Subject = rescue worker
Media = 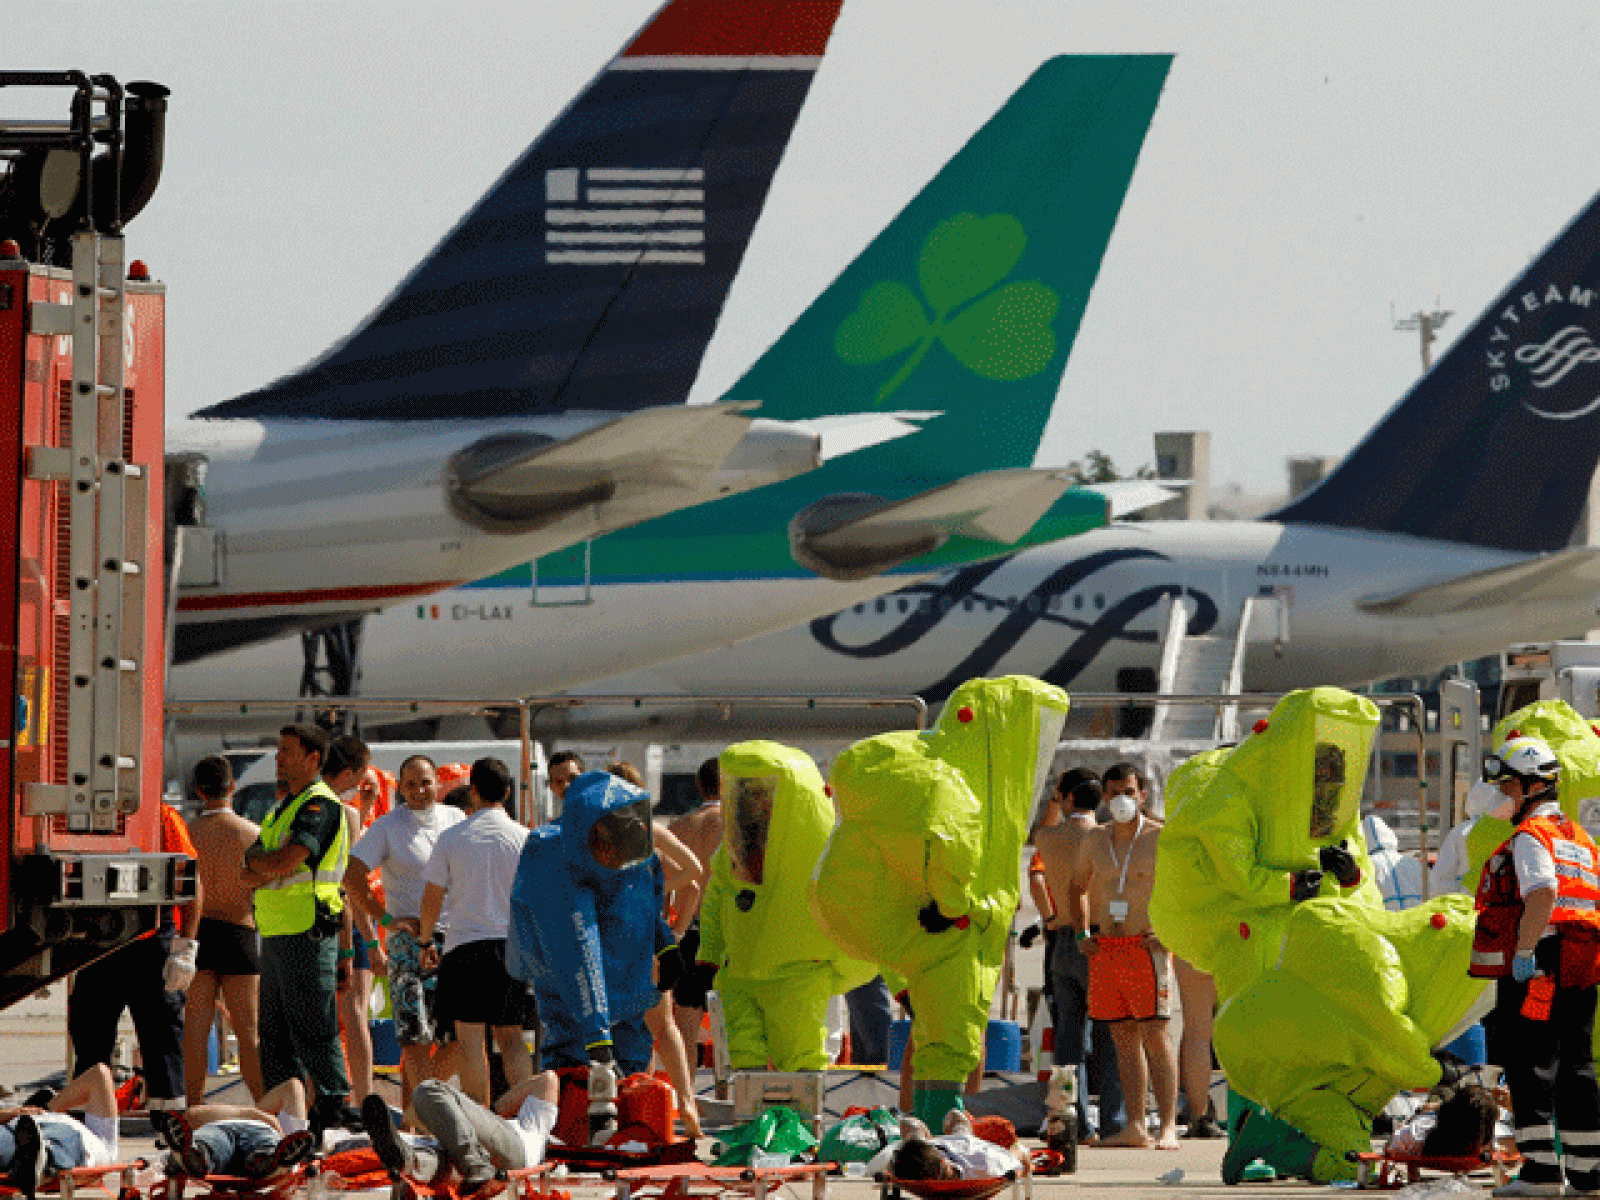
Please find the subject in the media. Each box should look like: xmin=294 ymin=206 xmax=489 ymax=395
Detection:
xmin=1472 ymin=735 xmax=1600 ymax=1198
xmin=506 ymin=770 xmax=674 ymax=1144
xmin=696 ymin=741 xmax=874 ymax=1070
xmin=810 ymin=675 xmax=1071 ymax=1132
xmin=242 ymin=724 xmax=357 ymax=1134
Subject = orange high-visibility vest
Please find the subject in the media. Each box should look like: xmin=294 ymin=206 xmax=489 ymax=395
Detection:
xmin=1472 ymin=809 xmax=1600 ymax=977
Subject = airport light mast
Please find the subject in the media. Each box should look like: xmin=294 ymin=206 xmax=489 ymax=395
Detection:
xmin=1394 ymin=305 xmax=1452 ymax=371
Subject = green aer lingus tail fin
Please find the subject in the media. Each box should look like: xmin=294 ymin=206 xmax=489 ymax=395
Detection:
xmin=727 ymin=53 xmax=1171 ymax=487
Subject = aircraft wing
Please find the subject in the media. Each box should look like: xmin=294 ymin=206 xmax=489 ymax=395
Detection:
xmin=791 ymin=468 xmax=1087 ymax=580
xmin=448 ymin=403 xmax=931 ymax=532
xmin=1086 ymin=479 xmax=1179 ymax=520
xmin=1358 ymin=547 xmax=1600 ymax=617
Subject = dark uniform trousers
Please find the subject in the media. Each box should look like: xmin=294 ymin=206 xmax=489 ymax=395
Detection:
xmin=1496 ymin=974 xmax=1600 ymax=1190
xmin=258 ymin=928 xmax=350 ymax=1103
xmin=68 ymin=929 xmax=185 ymax=1102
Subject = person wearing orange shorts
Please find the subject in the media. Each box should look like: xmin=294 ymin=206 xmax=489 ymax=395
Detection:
xmin=1074 ymin=787 xmax=1179 ymax=1149
xmin=1088 ymin=935 xmax=1172 ymax=1023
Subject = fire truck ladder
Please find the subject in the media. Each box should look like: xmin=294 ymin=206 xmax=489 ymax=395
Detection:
xmin=25 ymin=229 xmax=147 ymax=833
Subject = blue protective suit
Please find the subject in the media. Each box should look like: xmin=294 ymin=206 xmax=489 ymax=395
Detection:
xmin=506 ymin=771 xmax=672 ymax=1075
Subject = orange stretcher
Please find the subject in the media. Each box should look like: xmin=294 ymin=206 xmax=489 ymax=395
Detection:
xmin=1352 ymin=1148 xmax=1517 ymax=1190
xmin=879 ymin=1168 xmax=1030 ymax=1200
xmin=500 ymin=1161 xmax=834 ymax=1200
xmin=150 ymin=1162 xmax=316 ymax=1200
xmin=0 ymin=1161 xmax=147 ymax=1200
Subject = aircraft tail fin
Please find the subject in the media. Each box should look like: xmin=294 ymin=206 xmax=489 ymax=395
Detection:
xmin=196 ymin=0 xmax=844 ymax=421
xmin=1273 ymin=187 xmax=1600 ymax=553
xmin=722 ymin=53 xmax=1171 ymax=486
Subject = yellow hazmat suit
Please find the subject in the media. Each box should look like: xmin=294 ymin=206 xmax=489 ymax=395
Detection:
xmin=1151 ymin=687 xmax=1485 ymax=1182
xmin=810 ymin=675 xmax=1069 ymax=1128
xmin=697 ymin=741 xmax=875 ymax=1070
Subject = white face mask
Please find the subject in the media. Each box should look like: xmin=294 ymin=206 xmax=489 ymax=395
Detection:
xmin=1464 ymin=780 xmax=1500 ymax=820
xmin=1486 ymin=789 xmax=1519 ymax=823
xmin=1109 ymin=794 xmax=1139 ymax=824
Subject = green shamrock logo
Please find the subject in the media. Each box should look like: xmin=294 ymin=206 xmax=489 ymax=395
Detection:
xmin=834 ymin=213 xmax=1060 ymax=405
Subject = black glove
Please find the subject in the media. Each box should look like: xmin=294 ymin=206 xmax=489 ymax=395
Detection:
xmin=918 ymin=900 xmax=958 ymax=933
xmin=1319 ymin=841 xmax=1362 ymax=888
xmin=1432 ymin=1049 xmax=1467 ymax=1089
xmin=1018 ymin=922 xmax=1042 ymax=949
xmin=693 ymin=959 xmax=719 ymax=993
xmin=656 ymin=943 xmax=684 ymax=994
xmin=1290 ymin=869 xmax=1325 ymax=903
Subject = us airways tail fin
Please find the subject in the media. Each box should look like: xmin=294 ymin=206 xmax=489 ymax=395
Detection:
xmin=721 ymin=53 xmax=1171 ymax=487
xmin=1274 ymin=186 xmax=1600 ymax=553
xmin=195 ymin=0 xmax=844 ymax=422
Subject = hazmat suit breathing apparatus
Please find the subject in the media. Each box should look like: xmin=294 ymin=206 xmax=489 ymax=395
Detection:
xmin=810 ymin=675 xmax=1069 ymax=1132
xmin=506 ymin=770 xmax=672 ymax=1144
xmin=696 ymin=741 xmax=875 ymax=1070
xmin=1150 ymin=687 xmax=1486 ymax=1183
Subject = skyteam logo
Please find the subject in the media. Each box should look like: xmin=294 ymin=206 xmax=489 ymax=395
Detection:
xmin=1484 ymin=279 xmax=1600 ymax=420
xmin=544 ymin=167 xmax=705 ymax=266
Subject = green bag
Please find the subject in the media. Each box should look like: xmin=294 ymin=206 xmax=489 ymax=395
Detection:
xmin=816 ymin=1107 xmax=899 ymax=1164
xmin=712 ymin=1106 xmax=819 ymax=1167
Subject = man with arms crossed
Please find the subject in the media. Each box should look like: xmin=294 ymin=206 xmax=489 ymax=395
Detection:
xmin=345 ymin=754 xmax=465 ymax=1109
xmin=1073 ymin=778 xmax=1179 ymax=1149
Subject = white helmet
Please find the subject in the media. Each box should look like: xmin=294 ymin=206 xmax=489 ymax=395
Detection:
xmin=1486 ymin=735 xmax=1561 ymax=783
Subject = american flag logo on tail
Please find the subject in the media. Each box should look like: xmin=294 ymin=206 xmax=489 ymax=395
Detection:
xmin=545 ymin=168 xmax=705 ymax=265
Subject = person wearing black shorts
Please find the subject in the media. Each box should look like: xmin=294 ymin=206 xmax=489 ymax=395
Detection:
xmin=420 ymin=759 xmax=535 ymax=1106
xmin=196 ymin=917 xmax=262 ymax=977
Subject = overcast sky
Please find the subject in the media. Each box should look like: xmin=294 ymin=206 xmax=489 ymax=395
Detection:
xmin=10 ymin=1 xmax=1600 ymax=488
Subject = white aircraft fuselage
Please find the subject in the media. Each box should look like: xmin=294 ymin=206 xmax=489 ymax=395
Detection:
xmin=584 ymin=521 xmax=1595 ymax=701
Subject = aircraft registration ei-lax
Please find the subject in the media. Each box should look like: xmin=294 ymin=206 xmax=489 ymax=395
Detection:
xmin=170 ymin=51 xmax=1175 ymax=704
xmin=168 ymin=0 xmax=927 ymax=667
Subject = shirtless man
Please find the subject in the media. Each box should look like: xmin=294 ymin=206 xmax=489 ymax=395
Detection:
xmin=1072 ymin=776 xmax=1179 ymax=1149
xmin=185 ymin=756 xmax=265 ymax=1103
xmin=666 ymin=756 xmax=723 ymax=1062
xmin=1035 ymin=769 xmax=1123 ymax=1141
xmin=1102 ymin=763 xmax=1220 ymax=1138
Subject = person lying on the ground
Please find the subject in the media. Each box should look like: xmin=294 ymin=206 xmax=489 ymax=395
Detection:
xmin=0 ymin=1064 xmax=121 ymax=1200
xmin=362 ymin=1072 xmax=558 ymax=1196
xmin=881 ymin=1112 xmax=1024 ymax=1181
xmin=153 ymin=1079 xmax=316 ymax=1181
xmin=1384 ymin=1081 xmax=1500 ymax=1160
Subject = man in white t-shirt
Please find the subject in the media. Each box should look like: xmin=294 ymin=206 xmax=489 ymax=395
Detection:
xmin=1 ymin=1065 xmax=121 ymax=1199
xmin=420 ymin=758 xmax=534 ymax=1105
xmin=346 ymin=754 xmax=466 ymax=1107
xmin=878 ymin=1111 xmax=1024 ymax=1181
xmin=362 ymin=1073 xmax=558 ymax=1196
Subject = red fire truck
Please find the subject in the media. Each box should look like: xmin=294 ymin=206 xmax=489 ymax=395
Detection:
xmin=0 ymin=72 xmax=193 ymax=1007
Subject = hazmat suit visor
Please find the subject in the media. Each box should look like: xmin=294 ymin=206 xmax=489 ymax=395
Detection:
xmin=1310 ymin=740 xmax=1352 ymax=838
xmin=724 ymin=775 xmax=778 ymax=884
xmin=588 ymin=798 xmax=654 ymax=871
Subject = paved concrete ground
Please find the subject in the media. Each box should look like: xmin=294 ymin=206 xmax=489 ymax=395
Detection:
xmin=0 ymin=993 xmax=1482 ymax=1198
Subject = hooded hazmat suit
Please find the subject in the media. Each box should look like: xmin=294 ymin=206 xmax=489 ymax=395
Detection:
xmin=698 ymin=741 xmax=875 ymax=1070
xmin=506 ymin=770 xmax=671 ymax=1075
xmin=810 ymin=675 xmax=1069 ymax=1128
xmin=1464 ymin=700 xmax=1600 ymax=893
xmin=1150 ymin=689 xmax=1484 ymax=1182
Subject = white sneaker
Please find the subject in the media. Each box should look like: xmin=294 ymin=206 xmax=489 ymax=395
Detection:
xmin=1490 ymin=1180 xmax=1565 ymax=1197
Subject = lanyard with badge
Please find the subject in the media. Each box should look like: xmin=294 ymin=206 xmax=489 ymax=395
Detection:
xmin=1106 ymin=815 xmax=1144 ymax=924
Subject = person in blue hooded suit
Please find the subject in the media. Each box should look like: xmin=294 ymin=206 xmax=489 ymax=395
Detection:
xmin=507 ymin=771 xmax=674 ymax=1143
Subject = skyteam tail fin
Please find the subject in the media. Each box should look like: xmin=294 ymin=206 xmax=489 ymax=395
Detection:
xmin=722 ymin=54 xmax=1171 ymax=487
xmin=1274 ymin=187 xmax=1600 ymax=553
xmin=196 ymin=0 xmax=844 ymax=422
